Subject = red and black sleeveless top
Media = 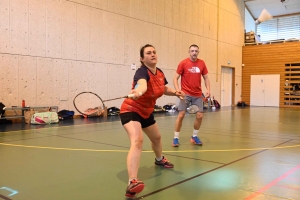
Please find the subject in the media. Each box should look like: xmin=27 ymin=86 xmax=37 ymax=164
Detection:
xmin=120 ymin=66 xmax=168 ymax=119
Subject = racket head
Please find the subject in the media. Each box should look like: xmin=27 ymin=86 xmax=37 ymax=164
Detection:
xmin=73 ymin=92 xmax=105 ymax=117
xmin=187 ymin=104 xmax=199 ymax=114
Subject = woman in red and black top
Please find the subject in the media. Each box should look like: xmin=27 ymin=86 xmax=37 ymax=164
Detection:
xmin=120 ymin=44 xmax=184 ymax=198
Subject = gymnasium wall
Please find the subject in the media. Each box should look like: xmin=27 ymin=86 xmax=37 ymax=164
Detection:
xmin=0 ymin=0 xmax=244 ymax=113
xmin=242 ymin=42 xmax=300 ymax=107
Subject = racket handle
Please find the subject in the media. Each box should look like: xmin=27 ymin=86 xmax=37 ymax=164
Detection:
xmin=127 ymin=92 xmax=143 ymax=98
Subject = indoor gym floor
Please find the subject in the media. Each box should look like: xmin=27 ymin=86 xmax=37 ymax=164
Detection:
xmin=0 ymin=107 xmax=300 ymax=200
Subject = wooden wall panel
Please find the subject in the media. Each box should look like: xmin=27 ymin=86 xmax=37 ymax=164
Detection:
xmin=179 ymin=0 xmax=186 ymax=32
xmin=53 ymin=59 xmax=70 ymax=110
xmin=0 ymin=55 xmax=18 ymax=105
xmin=242 ymin=42 xmax=300 ymax=108
xmin=10 ymin=0 xmax=28 ymax=55
xmin=36 ymin=58 xmax=54 ymax=106
xmin=62 ymin=1 xmax=76 ymax=60
xmin=18 ymin=56 xmax=37 ymax=106
xmin=172 ymin=0 xmax=180 ymax=31
xmin=124 ymin=17 xmax=136 ymax=66
xmin=29 ymin=0 xmax=46 ymax=57
xmin=156 ymin=0 xmax=165 ymax=27
xmin=203 ymin=1 xmax=210 ymax=38
xmin=192 ymin=0 xmax=199 ymax=35
xmin=114 ymin=14 xmax=125 ymax=65
xmin=90 ymin=8 xmax=103 ymax=63
xmin=147 ymin=0 xmax=157 ymax=24
xmin=76 ymin=5 xmax=90 ymax=61
xmin=168 ymin=29 xmax=176 ymax=70
xmin=46 ymin=0 xmax=62 ymax=58
xmin=0 ymin=0 xmax=10 ymax=53
xmin=198 ymin=0 xmax=204 ymax=36
xmin=174 ymin=30 xmax=183 ymax=67
xmin=164 ymin=0 xmax=173 ymax=28
xmin=160 ymin=27 xmax=169 ymax=69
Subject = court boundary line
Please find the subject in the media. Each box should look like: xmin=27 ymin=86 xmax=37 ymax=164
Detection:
xmin=0 ymin=142 xmax=299 ymax=153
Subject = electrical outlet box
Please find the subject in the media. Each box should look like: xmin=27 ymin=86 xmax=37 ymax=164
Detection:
xmin=131 ymin=63 xmax=136 ymax=70
xmin=60 ymin=97 xmax=68 ymax=101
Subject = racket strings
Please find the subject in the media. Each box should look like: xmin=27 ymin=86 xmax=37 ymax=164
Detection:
xmin=73 ymin=92 xmax=105 ymax=117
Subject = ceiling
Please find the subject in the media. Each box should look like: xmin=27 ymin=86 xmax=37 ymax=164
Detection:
xmin=245 ymin=0 xmax=300 ymax=19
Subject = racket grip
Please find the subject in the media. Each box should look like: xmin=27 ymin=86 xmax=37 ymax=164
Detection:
xmin=127 ymin=94 xmax=134 ymax=98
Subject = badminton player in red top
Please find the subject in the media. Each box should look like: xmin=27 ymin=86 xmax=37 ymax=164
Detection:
xmin=120 ymin=44 xmax=184 ymax=198
xmin=172 ymin=44 xmax=211 ymax=147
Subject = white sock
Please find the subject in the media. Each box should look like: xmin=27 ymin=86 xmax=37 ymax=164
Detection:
xmin=156 ymin=156 xmax=163 ymax=161
xmin=192 ymin=129 xmax=199 ymax=137
xmin=174 ymin=132 xmax=180 ymax=138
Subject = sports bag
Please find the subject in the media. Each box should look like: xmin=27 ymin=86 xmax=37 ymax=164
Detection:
xmin=31 ymin=112 xmax=59 ymax=124
xmin=58 ymin=110 xmax=75 ymax=120
xmin=82 ymin=107 xmax=104 ymax=118
xmin=0 ymin=102 xmax=6 ymax=117
xmin=107 ymin=107 xmax=120 ymax=116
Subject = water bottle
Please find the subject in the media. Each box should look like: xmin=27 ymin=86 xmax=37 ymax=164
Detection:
xmin=22 ymin=100 xmax=25 ymax=107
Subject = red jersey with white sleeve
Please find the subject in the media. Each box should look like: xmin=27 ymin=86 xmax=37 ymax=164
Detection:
xmin=120 ymin=66 xmax=168 ymax=119
xmin=176 ymin=58 xmax=208 ymax=97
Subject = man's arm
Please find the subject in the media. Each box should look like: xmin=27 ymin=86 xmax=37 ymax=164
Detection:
xmin=203 ymin=74 xmax=211 ymax=97
xmin=173 ymin=73 xmax=181 ymax=91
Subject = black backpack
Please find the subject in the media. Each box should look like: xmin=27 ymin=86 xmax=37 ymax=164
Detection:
xmin=58 ymin=110 xmax=75 ymax=120
xmin=107 ymin=107 xmax=120 ymax=116
xmin=237 ymin=101 xmax=248 ymax=107
xmin=0 ymin=102 xmax=5 ymax=117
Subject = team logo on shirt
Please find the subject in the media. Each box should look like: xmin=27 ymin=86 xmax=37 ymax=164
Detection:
xmin=188 ymin=67 xmax=200 ymax=73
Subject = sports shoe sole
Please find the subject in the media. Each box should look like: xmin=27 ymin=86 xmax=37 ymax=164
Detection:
xmin=190 ymin=139 xmax=202 ymax=146
xmin=125 ymin=183 xmax=145 ymax=197
xmin=172 ymin=143 xmax=179 ymax=147
xmin=155 ymin=163 xmax=174 ymax=168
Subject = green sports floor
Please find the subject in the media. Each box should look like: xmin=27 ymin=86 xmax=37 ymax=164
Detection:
xmin=0 ymin=107 xmax=300 ymax=200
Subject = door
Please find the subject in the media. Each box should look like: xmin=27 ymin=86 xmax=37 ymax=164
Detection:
xmin=221 ymin=67 xmax=232 ymax=107
xmin=250 ymin=74 xmax=280 ymax=107
xmin=250 ymin=75 xmax=265 ymax=106
xmin=264 ymin=75 xmax=280 ymax=106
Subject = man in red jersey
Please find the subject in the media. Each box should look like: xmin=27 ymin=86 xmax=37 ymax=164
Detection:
xmin=172 ymin=44 xmax=211 ymax=147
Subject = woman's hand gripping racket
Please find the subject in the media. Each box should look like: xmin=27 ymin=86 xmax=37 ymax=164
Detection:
xmin=73 ymin=92 xmax=135 ymax=117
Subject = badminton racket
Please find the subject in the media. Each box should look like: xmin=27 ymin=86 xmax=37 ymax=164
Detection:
xmin=73 ymin=92 xmax=134 ymax=117
xmin=186 ymin=105 xmax=199 ymax=114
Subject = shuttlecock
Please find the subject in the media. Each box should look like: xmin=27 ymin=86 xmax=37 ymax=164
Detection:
xmin=255 ymin=9 xmax=273 ymax=25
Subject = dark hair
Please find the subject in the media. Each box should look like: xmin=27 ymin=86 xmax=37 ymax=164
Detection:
xmin=140 ymin=44 xmax=155 ymax=65
xmin=189 ymin=44 xmax=199 ymax=49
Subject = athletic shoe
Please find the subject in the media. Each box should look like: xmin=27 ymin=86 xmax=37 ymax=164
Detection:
xmin=190 ymin=136 xmax=203 ymax=146
xmin=125 ymin=179 xmax=145 ymax=198
xmin=155 ymin=156 xmax=174 ymax=168
xmin=172 ymin=138 xmax=180 ymax=147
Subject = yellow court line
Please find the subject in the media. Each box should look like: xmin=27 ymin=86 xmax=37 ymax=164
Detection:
xmin=0 ymin=142 xmax=300 ymax=153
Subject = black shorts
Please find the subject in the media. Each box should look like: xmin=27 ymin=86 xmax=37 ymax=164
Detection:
xmin=120 ymin=112 xmax=156 ymax=128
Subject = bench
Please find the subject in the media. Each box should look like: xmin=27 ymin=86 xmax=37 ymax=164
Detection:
xmin=1 ymin=106 xmax=59 ymax=127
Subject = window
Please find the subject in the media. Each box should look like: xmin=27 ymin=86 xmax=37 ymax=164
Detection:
xmin=257 ymin=15 xmax=300 ymax=41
